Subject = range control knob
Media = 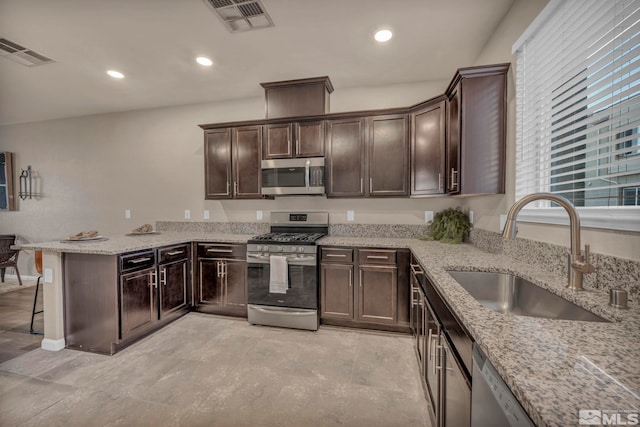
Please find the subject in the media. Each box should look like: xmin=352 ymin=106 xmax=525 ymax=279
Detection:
xmin=255 ymin=245 xmax=262 ymax=251
xmin=277 ymin=246 xmax=283 ymax=252
xmin=291 ymin=247 xmax=298 ymax=253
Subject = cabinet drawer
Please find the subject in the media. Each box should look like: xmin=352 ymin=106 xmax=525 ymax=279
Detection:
xmin=358 ymin=249 xmax=396 ymax=265
xmin=197 ymin=243 xmax=246 ymax=259
xmin=158 ymin=244 xmax=189 ymax=264
xmin=120 ymin=250 xmax=156 ymax=273
xmin=321 ymin=247 xmax=353 ymax=263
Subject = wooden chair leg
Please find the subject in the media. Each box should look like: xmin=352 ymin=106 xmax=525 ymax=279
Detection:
xmin=0 ymin=267 xmax=5 ymax=282
xmin=14 ymin=264 xmax=23 ymax=286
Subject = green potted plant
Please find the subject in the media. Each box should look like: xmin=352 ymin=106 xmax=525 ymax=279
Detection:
xmin=427 ymin=208 xmax=471 ymax=244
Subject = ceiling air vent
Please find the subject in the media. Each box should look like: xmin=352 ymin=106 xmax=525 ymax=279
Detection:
xmin=205 ymin=0 xmax=274 ymax=33
xmin=0 ymin=37 xmax=54 ymax=66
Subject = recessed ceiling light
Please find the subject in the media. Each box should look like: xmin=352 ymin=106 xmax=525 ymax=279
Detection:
xmin=106 ymin=70 xmax=124 ymax=79
xmin=196 ymin=56 xmax=213 ymax=66
xmin=374 ymin=29 xmax=393 ymax=42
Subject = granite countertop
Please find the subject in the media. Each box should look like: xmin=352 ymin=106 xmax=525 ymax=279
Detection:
xmin=17 ymin=233 xmax=640 ymax=426
xmin=322 ymin=236 xmax=640 ymax=427
xmin=15 ymin=231 xmax=253 ymax=255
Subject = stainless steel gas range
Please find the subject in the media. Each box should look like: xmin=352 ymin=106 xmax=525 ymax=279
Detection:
xmin=246 ymin=212 xmax=328 ymax=331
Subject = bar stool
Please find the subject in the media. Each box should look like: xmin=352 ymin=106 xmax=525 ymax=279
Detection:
xmin=30 ymin=250 xmax=43 ymax=335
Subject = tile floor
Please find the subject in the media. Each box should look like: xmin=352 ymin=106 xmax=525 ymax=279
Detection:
xmin=0 ymin=278 xmax=43 ymax=363
xmin=0 ymin=313 xmax=432 ymax=426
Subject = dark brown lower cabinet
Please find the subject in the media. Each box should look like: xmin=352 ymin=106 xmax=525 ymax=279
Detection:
xmin=196 ymin=243 xmax=247 ymax=317
xmin=320 ymin=246 xmax=409 ymax=332
xmin=120 ymin=266 xmax=156 ymax=339
xmin=158 ymin=244 xmax=190 ymax=318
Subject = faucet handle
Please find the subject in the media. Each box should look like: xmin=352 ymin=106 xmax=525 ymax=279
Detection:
xmin=573 ymin=244 xmax=596 ymax=275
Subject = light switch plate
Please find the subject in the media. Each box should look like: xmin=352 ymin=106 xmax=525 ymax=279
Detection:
xmin=184 ymin=210 xmax=191 ymax=220
xmin=256 ymin=210 xmax=263 ymax=220
xmin=125 ymin=209 xmax=131 ymax=219
xmin=203 ymin=210 xmax=210 ymax=220
xmin=424 ymin=210 xmax=434 ymax=222
xmin=500 ymin=214 xmax=507 ymax=231
xmin=347 ymin=210 xmax=355 ymax=221
xmin=469 ymin=210 xmax=474 ymax=224
xmin=44 ymin=268 xmax=53 ymax=284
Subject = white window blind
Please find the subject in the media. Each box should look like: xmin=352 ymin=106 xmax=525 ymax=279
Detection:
xmin=515 ymin=0 xmax=640 ymax=218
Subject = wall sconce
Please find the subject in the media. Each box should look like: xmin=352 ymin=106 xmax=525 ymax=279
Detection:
xmin=19 ymin=165 xmax=32 ymax=200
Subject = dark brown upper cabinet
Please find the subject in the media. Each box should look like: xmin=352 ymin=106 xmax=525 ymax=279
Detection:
xmin=411 ymin=99 xmax=446 ymax=196
xmin=366 ymin=114 xmax=409 ymax=197
xmin=445 ymin=63 xmax=509 ymax=195
xmin=263 ymin=120 xmax=325 ymax=159
xmin=326 ymin=118 xmax=366 ymax=197
xmin=205 ymin=125 xmax=262 ymax=199
xmin=261 ymin=76 xmax=333 ymax=119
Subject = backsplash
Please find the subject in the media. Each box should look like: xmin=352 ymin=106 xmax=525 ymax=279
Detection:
xmin=329 ymin=223 xmax=430 ymax=238
xmin=470 ymin=229 xmax=640 ymax=300
xmin=156 ymin=221 xmax=269 ymax=234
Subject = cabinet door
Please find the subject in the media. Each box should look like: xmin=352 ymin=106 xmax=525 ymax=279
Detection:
xmin=205 ymin=129 xmax=233 ymax=199
xmin=411 ymin=102 xmax=445 ymax=195
xmin=264 ymin=123 xmax=293 ymax=159
xmin=160 ymin=260 xmax=188 ymax=317
xmin=446 ymin=84 xmax=461 ymax=194
xmin=357 ymin=266 xmax=397 ymax=324
xmin=326 ymin=118 xmax=365 ymax=197
xmin=120 ymin=268 xmax=156 ymax=338
xmin=295 ymin=120 xmax=325 ymax=157
xmin=198 ymin=259 xmax=224 ymax=306
xmin=320 ymin=263 xmax=354 ymax=319
xmin=233 ymin=125 xmax=262 ymax=199
xmin=224 ymin=259 xmax=247 ymax=309
xmin=367 ymin=115 xmax=409 ymax=197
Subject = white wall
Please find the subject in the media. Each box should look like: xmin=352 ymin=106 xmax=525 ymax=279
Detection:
xmin=464 ymin=0 xmax=640 ymax=259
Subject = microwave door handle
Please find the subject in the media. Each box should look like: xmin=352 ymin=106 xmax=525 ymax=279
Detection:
xmin=305 ymin=160 xmax=310 ymax=191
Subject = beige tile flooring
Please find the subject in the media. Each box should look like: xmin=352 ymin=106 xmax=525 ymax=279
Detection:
xmin=0 ymin=313 xmax=432 ymax=426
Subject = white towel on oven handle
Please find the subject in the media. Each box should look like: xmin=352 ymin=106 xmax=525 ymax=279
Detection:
xmin=269 ymin=255 xmax=289 ymax=294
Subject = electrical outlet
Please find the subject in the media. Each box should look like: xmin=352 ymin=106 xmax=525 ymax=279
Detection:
xmin=424 ymin=210 xmax=434 ymax=222
xmin=500 ymin=214 xmax=507 ymax=231
xmin=256 ymin=210 xmax=263 ymax=220
xmin=203 ymin=210 xmax=210 ymax=220
xmin=125 ymin=209 xmax=131 ymax=219
xmin=184 ymin=210 xmax=191 ymax=220
xmin=44 ymin=268 xmax=53 ymax=284
xmin=347 ymin=210 xmax=355 ymax=221
xmin=469 ymin=210 xmax=474 ymax=224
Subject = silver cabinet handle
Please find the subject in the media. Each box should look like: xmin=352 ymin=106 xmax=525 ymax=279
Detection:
xmin=325 ymin=253 xmax=346 ymax=258
xmin=226 ymin=181 xmax=230 ymax=195
xmin=410 ymin=264 xmax=423 ymax=276
xmin=438 ymin=173 xmax=444 ymax=192
xmin=160 ymin=268 xmax=166 ymax=286
xmin=367 ymin=255 xmax=388 ymax=260
xmin=305 ymin=160 xmax=310 ymax=191
xmin=130 ymin=257 xmax=151 ymax=264
xmin=349 ymin=269 xmax=352 ymax=288
xmin=216 ymin=261 xmax=221 ymax=278
xmin=428 ymin=329 xmax=435 ymax=375
xmin=360 ymin=178 xmax=363 ymax=193
xmin=359 ymin=269 xmax=363 ymax=287
xmin=166 ymin=250 xmax=184 ymax=256
xmin=207 ymin=248 xmax=233 ymax=253
xmin=149 ymin=271 xmax=157 ymax=288
xmin=369 ymin=177 xmax=373 ymax=192
xmin=450 ymin=168 xmax=459 ymax=190
xmin=234 ymin=181 xmax=238 ymax=194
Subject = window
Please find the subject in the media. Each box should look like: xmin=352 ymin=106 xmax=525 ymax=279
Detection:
xmin=513 ymin=0 xmax=640 ymax=231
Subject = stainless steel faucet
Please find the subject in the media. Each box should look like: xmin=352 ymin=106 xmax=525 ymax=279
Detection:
xmin=502 ymin=193 xmax=595 ymax=291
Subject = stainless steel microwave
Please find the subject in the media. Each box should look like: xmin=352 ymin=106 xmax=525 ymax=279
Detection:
xmin=261 ymin=157 xmax=325 ymax=196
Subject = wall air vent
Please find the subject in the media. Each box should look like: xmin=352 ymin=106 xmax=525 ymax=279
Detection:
xmin=204 ymin=0 xmax=274 ymax=33
xmin=0 ymin=37 xmax=54 ymax=66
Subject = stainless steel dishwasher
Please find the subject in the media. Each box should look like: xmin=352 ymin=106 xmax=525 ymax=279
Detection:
xmin=472 ymin=344 xmax=534 ymax=427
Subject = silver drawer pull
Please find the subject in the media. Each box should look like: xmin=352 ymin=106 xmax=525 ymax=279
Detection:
xmin=206 ymin=248 xmax=234 ymax=253
xmin=367 ymin=255 xmax=388 ymax=260
xmin=130 ymin=257 xmax=151 ymax=264
xmin=410 ymin=264 xmax=423 ymax=275
xmin=326 ymin=254 xmax=347 ymax=258
xmin=166 ymin=250 xmax=184 ymax=256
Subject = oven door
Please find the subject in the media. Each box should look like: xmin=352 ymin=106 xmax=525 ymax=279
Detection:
xmin=247 ymin=253 xmax=318 ymax=309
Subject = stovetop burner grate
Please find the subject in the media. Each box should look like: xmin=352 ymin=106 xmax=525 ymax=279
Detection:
xmin=250 ymin=232 xmax=325 ymax=244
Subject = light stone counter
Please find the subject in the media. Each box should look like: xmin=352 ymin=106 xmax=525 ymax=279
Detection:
xmin=15 ymin=231 xmax=253 ymax=255
xmin=321 ymin=236 xmax=640 ymax=427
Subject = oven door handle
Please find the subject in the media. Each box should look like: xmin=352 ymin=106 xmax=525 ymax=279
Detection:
xmin=247 ymin=253 xmax=317 ymax=266
xmin=305 ymin=160 xmax=310 ymax=191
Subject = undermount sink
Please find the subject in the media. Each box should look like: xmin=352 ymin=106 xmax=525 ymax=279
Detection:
xmin=446 ymin=270 xmax=610 ymax=322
